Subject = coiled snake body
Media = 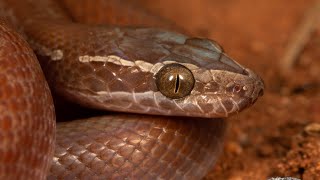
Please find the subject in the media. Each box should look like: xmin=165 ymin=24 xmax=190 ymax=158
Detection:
xmin=0 ymin=0 xmax=264 ymax=179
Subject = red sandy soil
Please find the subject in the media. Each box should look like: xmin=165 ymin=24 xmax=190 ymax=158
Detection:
xmin=135 ymin=0 xmax=320 ymax=179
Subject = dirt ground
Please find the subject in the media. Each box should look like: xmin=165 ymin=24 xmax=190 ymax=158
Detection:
xmin=134 ymin=0 xmax=320 ymax=179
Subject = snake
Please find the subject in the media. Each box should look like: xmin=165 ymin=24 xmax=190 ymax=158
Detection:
xmin=0 ymin=0 xmax=264 ymax=179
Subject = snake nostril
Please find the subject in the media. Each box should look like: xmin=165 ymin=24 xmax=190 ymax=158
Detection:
xmin=252 ymin=98 xmax=258 ymax=104
xmin=258 ymin=89 xmax=264 ymax=97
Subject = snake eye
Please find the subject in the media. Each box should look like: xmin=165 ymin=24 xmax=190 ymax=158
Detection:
xmin=155 ymin=63 xmax=195 ymax=99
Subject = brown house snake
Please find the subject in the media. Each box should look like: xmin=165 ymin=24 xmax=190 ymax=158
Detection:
xmin=0 ymin=0 xmax=264 ymax=179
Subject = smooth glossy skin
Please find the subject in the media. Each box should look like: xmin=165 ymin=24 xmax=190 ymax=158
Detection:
xmin=50 ymin=115 xmax=226 ymax=179
xmin=0 ymin=20 xmax=55 ymax=179
xmin=0 ymin=0 xmax=264 ymax=179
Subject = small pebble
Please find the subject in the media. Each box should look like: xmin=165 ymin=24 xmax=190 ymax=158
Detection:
xmin=267 ymin=177 xmax=300 ymax=180
xmin=304 ymin=122 xmax=320 ymax=136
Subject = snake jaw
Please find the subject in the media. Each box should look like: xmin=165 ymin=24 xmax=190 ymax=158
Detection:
xmin=185 ymin=69 xmax=264 ymax=117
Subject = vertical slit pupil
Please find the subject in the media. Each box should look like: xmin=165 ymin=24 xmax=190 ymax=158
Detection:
xmin=175 ymin=74 xmax=179 ymax=93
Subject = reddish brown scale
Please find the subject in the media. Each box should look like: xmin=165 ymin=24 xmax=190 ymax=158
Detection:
xmin=48 ymin=115 xmax=226 ymax=179
xmin=0 ymin=20 xmax=55 ymax=179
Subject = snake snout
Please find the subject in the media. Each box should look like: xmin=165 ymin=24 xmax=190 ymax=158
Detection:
xmin=249 ymin=72 xmax=265 ymax=105
xmin=258 ymin=86 xmax=264 ymax=97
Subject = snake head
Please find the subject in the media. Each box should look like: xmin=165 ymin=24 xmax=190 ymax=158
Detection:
xmin=152 ymin=38 xmax=265 ymax=118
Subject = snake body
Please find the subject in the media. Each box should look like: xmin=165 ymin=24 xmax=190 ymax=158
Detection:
xmin=0 ymin=0 xmax=264 ymax=179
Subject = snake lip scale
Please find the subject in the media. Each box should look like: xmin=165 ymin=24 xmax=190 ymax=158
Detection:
xmin=0 ymin=0 xmax=264 ymax=179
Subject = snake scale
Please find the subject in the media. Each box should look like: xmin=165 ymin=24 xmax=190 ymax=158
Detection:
xmin=0 ymin=0 xmax=264 ymax=179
